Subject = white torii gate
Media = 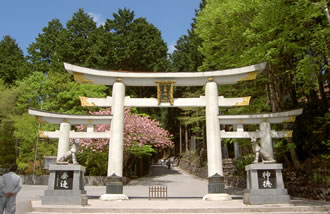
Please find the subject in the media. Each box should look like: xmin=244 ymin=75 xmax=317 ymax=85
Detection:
xmin=64 ymin=62 xmax=267 ymax=200
xmin=28 ymin=109 xmax=112 ymax=162
xmin=218 ymin=109 xmax=303 ymax=161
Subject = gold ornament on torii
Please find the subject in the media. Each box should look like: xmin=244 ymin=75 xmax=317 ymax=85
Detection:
xmin=155 ymin=81 xmax=176 ymax=105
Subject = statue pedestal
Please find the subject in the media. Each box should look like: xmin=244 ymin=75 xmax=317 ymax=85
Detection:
xmin=243 ymin=163 xmax=289 ymax=205
xmin=42 ymin=164 xmax=88 ymax=205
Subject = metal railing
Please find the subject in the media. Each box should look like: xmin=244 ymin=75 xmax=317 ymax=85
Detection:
xmin=149 ymin=185 xmax=168 ymax=200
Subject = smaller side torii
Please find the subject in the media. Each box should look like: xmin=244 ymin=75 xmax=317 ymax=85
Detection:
xmin=28 ymin=109 xmax=112 ymax=163
xmin=218 ymin=109 xmax=303 ymax=162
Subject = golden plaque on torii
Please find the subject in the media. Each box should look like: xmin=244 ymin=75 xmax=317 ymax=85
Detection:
xmin=155 ymin=81 xmax=176 ymax=105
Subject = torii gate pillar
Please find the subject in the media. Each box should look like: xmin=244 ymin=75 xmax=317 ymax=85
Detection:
xmin=203 ymin=80 xmax=231 ymax=200
xmin=57 ymin=122 xmax=71 ymax=162
xmin=260 ymin=122 xmax=274 ymax=160
xmin=101 ymin=81 xmax=128 ymax=200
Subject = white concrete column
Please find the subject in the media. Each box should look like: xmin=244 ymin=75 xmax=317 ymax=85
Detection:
xmin=87 ymin=124 xmax=93 ymax=132
xmin=259 ymin=122 xmax=274 ymax=160
xmin=57 ymin=122 xmax=71 ymax=161
xmin=234 ymin=125 xmax=242 ymax=159
xmin=205 ymin=81 xmax=223 ymax=177
xmin=108 ymin=81 xmax=125 ymax=177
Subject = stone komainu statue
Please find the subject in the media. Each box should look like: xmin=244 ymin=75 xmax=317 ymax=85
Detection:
xmin=58 ymin=139 xmax=79 ymax=164
xmin=251 ymin=136 xmax=275 ymax=163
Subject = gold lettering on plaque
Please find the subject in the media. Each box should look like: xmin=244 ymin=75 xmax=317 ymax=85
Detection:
xmin=155 ymin=81 xmax=176 ymax=105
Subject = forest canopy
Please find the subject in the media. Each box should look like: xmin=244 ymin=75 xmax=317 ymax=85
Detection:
xmin=0 ymin=1 xmax=329 ymax=176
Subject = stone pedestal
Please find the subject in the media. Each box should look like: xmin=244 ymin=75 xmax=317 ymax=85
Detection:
xmin=42 ymin=164 xmax=88 ymax=205
xmin=243 ymin=163 xmax=289 ymax=205
xmin=100 ymin=174 xmax=128 ymax=201
xmin=203 ymin=173 xmax=232 ymax=201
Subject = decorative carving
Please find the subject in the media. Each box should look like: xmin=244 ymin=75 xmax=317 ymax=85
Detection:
xmin=39 ymin=131 xmax=48 ymax=138
xmin=73 ymin=72 xmax=93 ymax=83
xmin=283 ymin=130 xmax=293 ymax=138
xmin=155 ymin=81 xmax=176 ymax=105
xmin=35 ymin=116 xmax=48 ymax=124
xmin=284 ymin=115 xmax=296 ymax=123
xmin=251 ymin=136 xmax=276 ymax=163
xmin=80 ymin=97 xmax=96 ymax=107
xmin=237 ymin=72 xmax=257 ymax=82
xmin=234 ymin=96 xmax=251 ymax=106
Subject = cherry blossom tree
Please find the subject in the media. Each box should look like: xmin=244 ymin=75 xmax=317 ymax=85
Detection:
xmin=77 ymin=108 xmax=173 ymax=153
xmin=76 ymin=108 xmax=173 ymax=176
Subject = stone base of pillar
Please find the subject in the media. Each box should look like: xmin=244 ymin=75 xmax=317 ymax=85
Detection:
xmin=203 ymin=193 xmax=232 ymax=201
xmin=106 ymin=182 xmax=123 ymax=194
xmin=208 ymin=173 xmax=225 ymax=193
xmin=106 ymin=174 xmax=123 ymax=194
xmin=99 ymin=194 xmax=129 ymax=201
xmin=243 ymin=163 xmax=290 ymax=205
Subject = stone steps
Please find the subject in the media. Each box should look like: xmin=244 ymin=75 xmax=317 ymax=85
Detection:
xmin=27 ymin=211 xmax=329 ymax=214
xmin=27 ymin=202 xmax=330 ymax=214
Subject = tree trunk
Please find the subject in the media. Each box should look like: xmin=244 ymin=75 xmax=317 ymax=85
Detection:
xmin=290 ymin=147 xmax=302 ymax=170
xmin=318 ymin=72 xmax=328 ymax=109
xmin=267 ymin=66 xmax=281 ymax=112
xmin=139 ymin=158 xmax=143 ymax=177
xmin=179 ymin=123 xmax=182 ymax=154
xmin=222 ymin=143 xmax=229 ymax=159
xmin=282 ymin=153 xmax=292 ymax=168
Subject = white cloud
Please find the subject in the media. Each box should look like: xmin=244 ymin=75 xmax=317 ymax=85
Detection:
xmin=88 ymin=12 xmax=105 ymax=27
xmin=168 ymin=42 xmax=176 ymax=54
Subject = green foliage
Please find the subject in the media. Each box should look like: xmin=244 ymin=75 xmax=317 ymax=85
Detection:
xmin=12 ymin=114 xmax=38 ymax=172
xmin=196 ymin=0 xmax=329 ymax=170
xmin=15 ymin=72 xmax=48 ymax=114
xmin=126 ymin=143 xmax=155 ymax=159
xmin=234 ymin=154 xmax=254 ymax=176
xmin=0 ymin=35 xmax=29 ymax=84
xmin=77 ymin=148 xmax=108 ymax=176
xmin=0 ymin=80 xmax=19 ymax=118
xmin=0 ymin=119 xmax=16 ymax=168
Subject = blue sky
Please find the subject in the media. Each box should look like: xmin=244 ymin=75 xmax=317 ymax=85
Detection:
xmin=0 ymin=0 xmax=201 ymax=55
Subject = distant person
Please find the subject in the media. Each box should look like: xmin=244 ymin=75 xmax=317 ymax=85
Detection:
xmin=0 ymin=164 xmax=22 ymax=214
xmin=167 ymin=159 xmax=171 ymax=169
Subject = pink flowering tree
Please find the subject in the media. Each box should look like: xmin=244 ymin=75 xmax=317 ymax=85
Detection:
xmin=76 ymin=108 xmax=173 ymax=176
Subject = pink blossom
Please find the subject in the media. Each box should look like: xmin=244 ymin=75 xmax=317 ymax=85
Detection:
xmin=76 ymin=108 xmax=173 ymax=152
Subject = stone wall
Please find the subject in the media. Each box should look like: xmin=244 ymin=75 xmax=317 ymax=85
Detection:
xmin=178 ymin=157 xmax=245 ymax=188
xmin=286 ymin=182 xmax=329 ymax=201
xmin=178 ymin=158 xmax=208 ymax=179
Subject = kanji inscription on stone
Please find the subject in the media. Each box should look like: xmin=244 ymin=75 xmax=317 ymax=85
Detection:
xmin=258 ymin=170 xmax=276 ymax=189
xmin=54 ymin=171 xmax=73 ymax=190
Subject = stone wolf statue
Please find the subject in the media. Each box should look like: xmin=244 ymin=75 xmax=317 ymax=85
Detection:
xmin=251 ymin=136 xmax=275 ymax=163
xmin=58 ymin=139 xmax=79 ymax=164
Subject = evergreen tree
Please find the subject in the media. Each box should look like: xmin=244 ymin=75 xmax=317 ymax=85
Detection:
xmin=0 ymin=35 xmax=29 ymax=84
